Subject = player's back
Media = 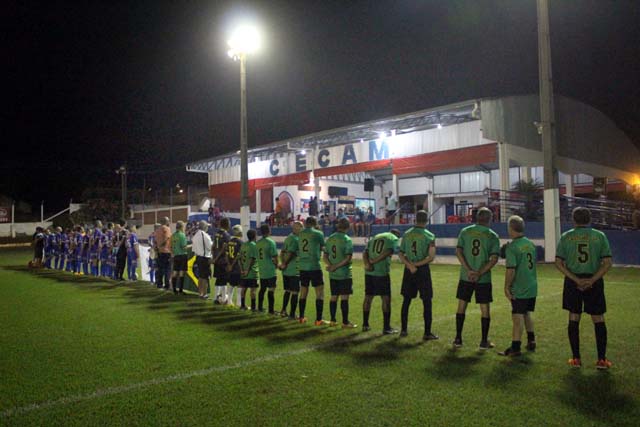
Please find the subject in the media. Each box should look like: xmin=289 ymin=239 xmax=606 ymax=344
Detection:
xmin=506 ymin=236 xmax=538 ymax=297
xmin=255 ymin=237 xmax=277 ymax=278
xmin=401 ymin=226 xmax=435 ymax=263
xmin=326 ymin=231 xmax=353 ymax=279
xmin=366 ymin=232 xmax=398 ymax=276
xmin=298 ymin=227 xmax=324 ymax=271
xmin=557 ymin=227 xmax=611 ymax=275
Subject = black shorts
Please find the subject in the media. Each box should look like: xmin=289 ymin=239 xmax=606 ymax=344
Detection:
xmin=241 ymin=278 xmax=258 ymax=288
xmin=511 ymin=297 xmax=536 ymax=314
xmin=300 ymin=270 xmax=324 ymax=287
xmin=562 ymin=275 xmax=606 ymax=315
xmin=330 ymin=279 xmax=353 ymax=296
xmin=228 ymin=273 xmax=241 ymax=287
xmin=172 ymin=255 xmax=188 ymax=272
xmin=401 ymin=265 xmax=433 ymax=300
xmin=365 ymin=275 xmax=391 ymax=296
xmin=456 ymin=280 xmax=493 ymax=304
xmin=283 ymin=275 xmax=300 ymax=292
xmin=261 ymin=277 xmax=277 ymax=289
xmin=195 ymin=256 xmax=211 ymax=279
xmin=213 ymin=263 xmax=228 ymax=279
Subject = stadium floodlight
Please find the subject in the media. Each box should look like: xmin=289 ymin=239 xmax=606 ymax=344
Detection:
xmin=227 ymin=25 xmax=261 ymax=59
xmin=437 ymin=123 xmax=443 ymax=130
xmin=227 ymin=21 xmax=263 ymax=233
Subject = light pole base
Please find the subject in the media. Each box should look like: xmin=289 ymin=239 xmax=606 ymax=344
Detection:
xmin=543 ymin=188 xmax=560 ymax=262
xmin=240 ymin=205 xmax=251 ymax=237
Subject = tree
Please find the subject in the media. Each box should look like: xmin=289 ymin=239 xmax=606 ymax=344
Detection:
xmin=512 ymin=179 xmax=543 ymax=221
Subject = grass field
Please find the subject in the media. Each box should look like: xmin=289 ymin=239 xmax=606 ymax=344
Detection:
xmin=1 ymin=247 xmax=639 ymax=426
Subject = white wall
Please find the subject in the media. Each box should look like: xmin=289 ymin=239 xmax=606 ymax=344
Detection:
xmin=0 ymin=222 xmax=53 ymax=237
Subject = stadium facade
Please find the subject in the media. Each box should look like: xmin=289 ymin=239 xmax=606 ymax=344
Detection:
xmin=186 ymin=94 xmax=640 ymax=261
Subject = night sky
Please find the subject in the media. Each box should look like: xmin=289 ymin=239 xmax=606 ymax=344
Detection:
xmin=4 ymin=0 xmax=639 ymax=212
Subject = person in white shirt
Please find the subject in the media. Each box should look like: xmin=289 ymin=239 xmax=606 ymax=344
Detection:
xmin=386 ymin=191 xmax=398 ymax=222
xmin=192 ymin=220 xmax=213 ymax=299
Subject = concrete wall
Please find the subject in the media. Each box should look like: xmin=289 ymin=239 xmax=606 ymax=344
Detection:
xmin=0 ymin=222 xmax=52 ymax=237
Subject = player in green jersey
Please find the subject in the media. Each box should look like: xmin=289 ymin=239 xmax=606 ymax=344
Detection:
xmin=555 ymin=207 xmax=613 ymax=369
xmin=454 ymin=207 xmax=500 ymax=350
xmin=298 ymin=216 xmax=327 ymax=325
xmin=363 ymin=229 xmax=401 ymax=334
xmin=323 ymin=218 xmax=357 ymax=329
xmin=256 ymin=224 xmax=279 ymax=314
xmin=398 ymin=210 xmax=438 ymax=340
xmin=279 ymin=221 xmax=302 ymax=319
xmin=499 ymin=216 xmax=537 ymax=357
xmin=239 ymin=229 xmax=259 ymax=311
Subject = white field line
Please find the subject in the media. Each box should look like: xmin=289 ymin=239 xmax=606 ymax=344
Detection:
xmin=1 ymin=290 xmax=563 ymax=419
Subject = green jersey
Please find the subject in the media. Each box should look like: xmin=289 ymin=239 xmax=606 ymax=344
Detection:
xmin=255 ymin=237 xmax=278 ymax=279
xmin=281 ymin=233 xmax=299 ymax=277
xmin=365 ymin=232 xmax=399 ymax=277
xmin=399 ymin=226 xmax=436 ymax=263
xmin=171 ymin=231 xmax=188 ymax=256
xmin=298 ymin=227 xmax=325 ymax=271
xmin=505 ymin=236 xmax=538 ymax=299
xmin=457 ymin=224 xmax=500 ymax=283
xmin=324 ymin=231 xmax=353 ymax=280
xmin=239 ymin=241 xmax=259 ymax=279
xmin=556 ymin=227 xmax=612 ymax=275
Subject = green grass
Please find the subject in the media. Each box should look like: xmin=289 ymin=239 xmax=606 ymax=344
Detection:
xmin=1 ymin=247 xmax=639 ymax=426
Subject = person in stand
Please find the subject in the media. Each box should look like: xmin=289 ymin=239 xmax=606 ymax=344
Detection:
xmin=386 ymin=191 xmax=397 ymax=222
xmin=364 ymin=207 xmax=376 ymax=238
xmin=309 ymin=196 xmax=318 ymax=217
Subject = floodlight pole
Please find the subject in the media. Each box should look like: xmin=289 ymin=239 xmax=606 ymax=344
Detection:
xmin=537 ymin=0 xmax=560 ymax=262
xmin=117 ymin=165 xmax=127 ymax=220
xmin=239 ymin=53 xmax=250 ymax=233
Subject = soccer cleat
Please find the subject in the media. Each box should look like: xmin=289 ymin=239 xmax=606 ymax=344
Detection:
xmin=342 ymin=322 xmax=357 ymax=329
xmin=399 ymin=330 xmax=408 ymax=337
xmin=452 ymin=338 xmax=463 ymax=348
xmin=314 ymin=320 xmax=330 ymax=326
xmin=423 ymin=333 xmax=439 ymax=341
xmin=498 ymin=347 xmax=522 ymax=357
xmin=362 ymin=325 xmax=371 ymax=332
xmin=299 ymin=317 xmax=308 ymax=324
xmin=280 ymin=310 xmax=288 ymax=318
xmin=288 ymin=315 xmax=297 ymax=321
xmin=567 ymin=358 xmax=582 ymax=368
xmin=596 ymin=358 xmax=612 ymax=370
xmin=526 ymin=341 xmax=537 ymax=352
xmin=329 ymin=321 xmax=339 ymax=327
xmin=478 ymin=341 xmax=495 ymax=351
xmin=383 ymin=328 xmax=399 ymax=335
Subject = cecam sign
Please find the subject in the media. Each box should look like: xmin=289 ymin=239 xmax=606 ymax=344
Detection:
xmin=268 ymin=139 xmax=390 ymax=177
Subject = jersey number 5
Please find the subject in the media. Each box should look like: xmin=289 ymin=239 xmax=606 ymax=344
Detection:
xmin=577 ymin=243 xmax=589 ymax=263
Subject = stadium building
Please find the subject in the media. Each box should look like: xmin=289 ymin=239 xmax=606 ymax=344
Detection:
xmin=186 ymin=94 xmax=640 ymax=263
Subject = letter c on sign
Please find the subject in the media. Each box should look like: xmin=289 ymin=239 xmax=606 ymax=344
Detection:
xmin=318 ymin=149 xmax=330 ymax=168
xmin=269 ymin=159 xmax=279 ymax=176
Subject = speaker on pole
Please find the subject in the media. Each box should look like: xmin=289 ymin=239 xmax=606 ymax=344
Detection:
xmin=364 ymin=178 xmax=375 ymax=192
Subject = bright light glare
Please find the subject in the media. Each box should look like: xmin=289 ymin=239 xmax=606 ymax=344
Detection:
xmin=378 ymin=131 xmax=386 ymax=140
xmin=437 ymin=123 xmax=443 ymax=129
xmin=227 ymin=25 xmax=261 ymax=57
xmin=300 ymin=149 xmax=306 ymax=155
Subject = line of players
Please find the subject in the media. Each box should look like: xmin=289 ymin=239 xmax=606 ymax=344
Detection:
xmin=207 ymin=206 xmax=612 ymax=369
xmin=41 ymin=220 xmax=141 ymax=281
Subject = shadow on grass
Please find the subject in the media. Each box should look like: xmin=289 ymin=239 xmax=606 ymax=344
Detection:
xmin=483 ymin=355 xmax=533 ymax=387
xmin=430 ymin=349 xmax=483 ymax=380
xmin=556 ymin=370 xmax=638 ymax=422
xmin=4 ymin=265 xmax=408 ymax=363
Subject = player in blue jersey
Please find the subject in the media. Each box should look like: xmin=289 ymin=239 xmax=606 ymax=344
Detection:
xmin=65 ymin=229 xmax=75 ymax=272
xmin=99 ymin=223 xmax=112 ymax=277
xmin=89 ymin=221 xmax=103 ymax=276
xmin=72 ymin=226 xmax=84 ymax=274
xmin=56 ymin=227 xmax=67 ymax=270
xmin=126 ymin=225 xmax=140 ymax=281
xmin=53 ymin=227 xmax=63 ymax=269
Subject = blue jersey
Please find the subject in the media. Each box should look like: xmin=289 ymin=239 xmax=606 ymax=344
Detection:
xmin=82 ymin=234 xmax=90 ymax=255
xmin=74 ymin=234 xmax=84 ymax=255
xmin=60 ymin=233 xmax=68 ymax=250
xmin=127 ymin=233 xmax=139 ymax=257
xmin=47 ymin=233 xmax=57 ymax=250
xmin=90 ymin=229 xmax=103 ymax=252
